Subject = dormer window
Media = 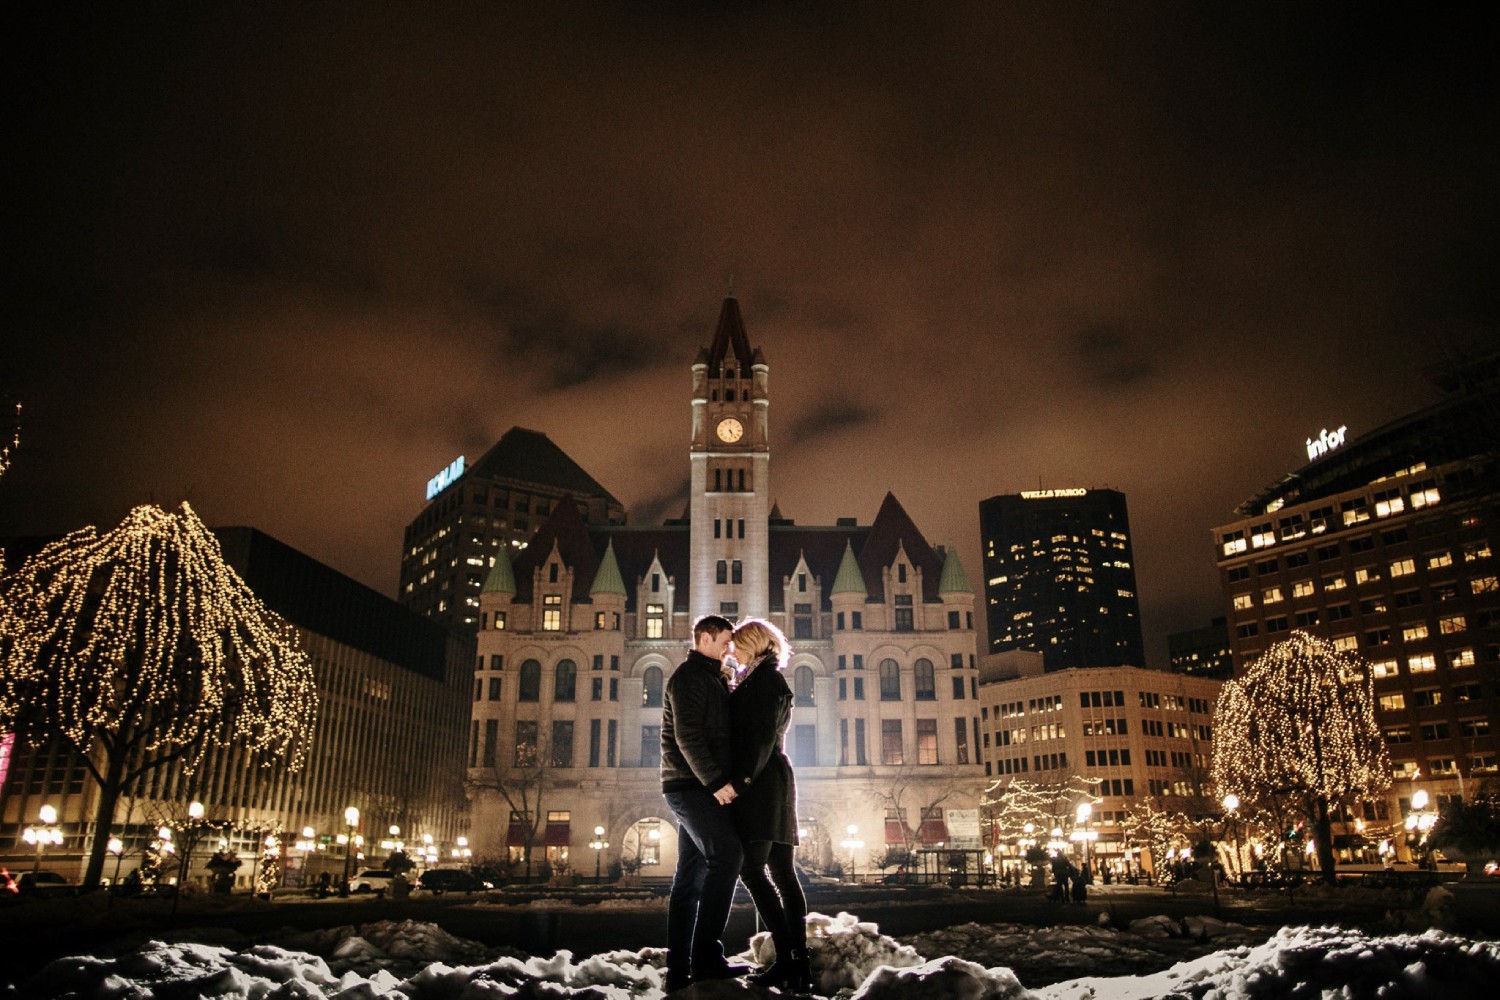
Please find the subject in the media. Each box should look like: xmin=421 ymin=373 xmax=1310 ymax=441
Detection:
xmin=725 ymin=367 xmax=736 ymax=379
xmin=549 ymin=563 xmax=559 ymax=583
xmin=543 ymin=594 xmax=562 ymax=631
xmin=652 ymin=572 xmax=661 ymax=592
xmin=897 ymin=564 xmax=907 ymax=583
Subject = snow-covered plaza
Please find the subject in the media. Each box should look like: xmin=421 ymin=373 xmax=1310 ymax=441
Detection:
xmin=14 ymin=884 xmax=1500 ymax=999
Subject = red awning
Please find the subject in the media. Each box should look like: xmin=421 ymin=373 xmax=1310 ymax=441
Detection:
xmin=918 ymin=818 xmax=949 ymax=845
xmin=545 ymin=822 xmax=571 ymax=847
xmin=506 ymin=822 xmax=528 ymax=847
xmin=884 ymin=820 xmax=906 ymax=845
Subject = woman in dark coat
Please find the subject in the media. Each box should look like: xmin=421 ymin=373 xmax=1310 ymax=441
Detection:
xmin=728 ymin=618 xmax=811 ymax=993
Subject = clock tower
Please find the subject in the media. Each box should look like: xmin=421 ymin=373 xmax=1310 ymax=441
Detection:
xmin=689 ymin=291 xmax=770 ymax=619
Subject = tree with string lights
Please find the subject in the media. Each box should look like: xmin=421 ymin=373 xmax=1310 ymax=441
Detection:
xmin=1210 ymin=630 xmax=1390 ymax=884
xmin=0 ymin=502 xmax=318 ymax=890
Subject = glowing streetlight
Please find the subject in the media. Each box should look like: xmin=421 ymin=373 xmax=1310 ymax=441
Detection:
xmin=341 ymin=807 xmax=360 ymax=895
xmin=589 ymin=825 xmax=610 ymax=883
xmin=839 ymin=824 xmax=864 ymax=884
xmin=22 ymin=804 xmax=64 ymax=883
xmin=1222 ymin=794 xmax=1243 ymax=887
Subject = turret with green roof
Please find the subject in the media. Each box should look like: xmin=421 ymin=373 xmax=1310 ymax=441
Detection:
xmin=939 ymin=544 xmax=971 ymax=594
xmin=830 ymin=540 xmax=867 ymax=597
xmin=481 ymin=543 xmax=517 ymax=595
xmin=590 ymin=540 xmax=627 ymax=596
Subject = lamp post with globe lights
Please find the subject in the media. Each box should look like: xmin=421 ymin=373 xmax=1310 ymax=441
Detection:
xmin=104 ymin=836 xmax=127 ymax=907
xmin=589 ymin=826 xmax=610 ymax=883
xmin=1073 ymin=802 xmax=1097 ymax=875
xmin=839 ymin=825 xmax=864 ymax=884
xmin=1222 ymin=794 xmax=1243 ymax=887
xmin=23 ymin=804 xmax=64 ymax=884
xmin=1405 ymin=790 xmax=1438 ymax=867
xmin=341 ymin=807 xmax=360 ymax=895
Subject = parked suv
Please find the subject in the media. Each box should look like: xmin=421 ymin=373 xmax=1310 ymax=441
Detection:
xmin=415 ymin=869 xmax=493 ymax=895
xmin=18 ymin=871 xmax=78 ymax=898
xmin=347 ymin=868 xmax=394 ymax=894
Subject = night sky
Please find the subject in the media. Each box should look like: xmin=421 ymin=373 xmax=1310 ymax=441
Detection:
xmin=5 ymin=3 xmax=1497 ymax=663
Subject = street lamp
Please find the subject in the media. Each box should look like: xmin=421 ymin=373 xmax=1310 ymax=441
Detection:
xmin=1405 ymin=790 xmax=1437 ymax=867
xmin=106 ymin=836 xmax=125 ymax=907
xmin=589 ymin=825 xmax=610 ymax=883
xmin=1074 ymin=803 xmax=1095 ymax=874
xmin=839 ymin=824 xmax=863 ymax=884
xmin=1222 ymin=794 xmax=1243 ymax=887
xmin=22 ymin=804 xmax=64 ymax=883
xmin=341 ymin=807 xmax=360 ymax=895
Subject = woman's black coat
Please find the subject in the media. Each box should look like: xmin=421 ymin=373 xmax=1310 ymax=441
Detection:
xmin=729 ymin=655 xmax=799 ymax=845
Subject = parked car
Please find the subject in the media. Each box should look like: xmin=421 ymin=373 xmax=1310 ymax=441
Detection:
xmin=18 ymin=871 xmax=78 ymax=898
xmin=347 ymin=868 xmax=394 ymax=894
xmin=415 ymin=869 xmax=493 ymax=895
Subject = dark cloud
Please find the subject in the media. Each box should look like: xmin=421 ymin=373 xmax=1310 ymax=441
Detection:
xmin=784 ymin=399 xmax=878 ymax=447
xmin=4 ymin=2 xmax=1498 ymax=661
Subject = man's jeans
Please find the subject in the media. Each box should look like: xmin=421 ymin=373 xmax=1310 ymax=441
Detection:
xmin=664 ymin=788 xmax=744 ymax=975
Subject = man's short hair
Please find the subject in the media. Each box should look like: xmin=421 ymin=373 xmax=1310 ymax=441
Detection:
xmin=692 ymin=614 xmax=734 ymax=640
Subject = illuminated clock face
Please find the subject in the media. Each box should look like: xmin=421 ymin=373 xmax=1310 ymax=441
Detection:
xmin=716 ymin=417 xmax=744 ymax=443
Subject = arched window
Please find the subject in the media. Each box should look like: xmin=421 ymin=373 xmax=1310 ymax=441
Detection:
xmin=643 ymin=665 xmax=664 ymax=708
xmin=913 ymin=658 xmax=935 ymax=701
xmin=879 ymin=658 xmax=901 ymax=701
xmin=555 ymin=659 xmax=576 ymax=702
xmin=519 ymin=659 xmax=541 ymax=702
xmin=794 ymin=665 xmax=815 ymax=707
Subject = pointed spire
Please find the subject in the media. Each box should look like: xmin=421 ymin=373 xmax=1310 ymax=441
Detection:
xmin=590 ymin=539 xmax=627 ymax=596
xmin=831 ymin=540 xmax=867 ymax=596
xmin=939 ymin=543 xmax=971 ymax=594
xmin=705 ymin=293 xmax=754 ymax=371
xmin=482 ymin=543 xmax=516 ymax=595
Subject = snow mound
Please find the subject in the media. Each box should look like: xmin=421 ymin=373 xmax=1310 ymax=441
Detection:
xmin=1037 ymin=924 xmax=1500 ymax=1000
xmin=852 ymin=955 xmax=1037 ymax=1000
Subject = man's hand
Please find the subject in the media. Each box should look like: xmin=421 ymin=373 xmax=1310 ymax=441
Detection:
xmin=713 ymin=783 xmax=738 ymax=805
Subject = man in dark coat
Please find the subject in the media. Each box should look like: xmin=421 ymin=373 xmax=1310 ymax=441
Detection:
xmin=661 ymin=614 xmax=748 ymax=992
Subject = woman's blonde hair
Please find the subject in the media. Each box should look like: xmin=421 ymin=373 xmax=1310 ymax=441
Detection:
xmin=731 ymin=618 xmax=790 ymax=671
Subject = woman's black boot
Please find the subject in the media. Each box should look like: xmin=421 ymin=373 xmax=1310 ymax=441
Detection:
xmin=749 ymin=948 xmax=813 ymax=993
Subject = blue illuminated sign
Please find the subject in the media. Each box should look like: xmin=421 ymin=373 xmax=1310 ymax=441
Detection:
xmin=425 ymin=455 xmax=465 ymax=500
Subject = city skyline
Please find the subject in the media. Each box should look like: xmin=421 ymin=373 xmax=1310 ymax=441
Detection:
xmin=5 ymin=4 xmax=1497 ymax=662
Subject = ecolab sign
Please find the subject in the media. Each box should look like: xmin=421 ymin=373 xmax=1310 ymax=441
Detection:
xmin=425 ymin=455 xmax=465 ymax=500
xmin=1305 ymin=426 xmax=1348 ymax=463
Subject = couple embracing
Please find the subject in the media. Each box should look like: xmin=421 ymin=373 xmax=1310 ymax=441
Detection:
xmin=660 ymin=614 xmax=811 ymax=995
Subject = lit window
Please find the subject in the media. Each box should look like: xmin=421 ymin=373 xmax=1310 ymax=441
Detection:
xmin=1354 ymin=567 xmax=1380 ymax=586
xmin=1389 ymin=558 xmax=1416 ymax=577
xmin=1262 ymin=587 xmax=1283 ymax=604
xmin=1401 ymin=624 xmax=1429 ymax=642
xmin=542 ymin=595 xmax=562 ymax=632
xmin=1323 ymin=575 xmax=1347 ymax=591
xmin=1378 ymin=693 xmax=1406 ymax=711
xmin=1292 ymin=580 xmax=1315 ymax=598
xmin=1233 ymin=593 xmax=1253 ymax=610
xmin=1450 ymin=648 xmax=1476 ymax=668
xmin=1428 ymin=551 xmax=1453 ymax=569
xmin=646 ymin=603 xmax=664 ymax=639
xmin=1332 ymin=635 xmax=1358 ymax=652
xmin=1472 ymin=576 xmax=1498 ymax=594
xmin=1440 ymin=615 xmax=1467 ymax=634
xmin=1370 ymin=659 xmax=1399 ymax=679
xmin=1409 ymin=482 xmax=1441 ymax=508
xmin=1407 ymin=654 xmax=1437 ymax=673
xmin=1464 ymin=542 xmax=1492 ymax=562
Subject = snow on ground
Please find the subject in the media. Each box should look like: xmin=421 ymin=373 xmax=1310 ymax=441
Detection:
xmin=21 ymin=911 xmax=1500 ymax=999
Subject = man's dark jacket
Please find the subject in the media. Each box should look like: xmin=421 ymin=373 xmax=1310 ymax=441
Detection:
xmin=660 ymin=650 xmax=733 ymax=793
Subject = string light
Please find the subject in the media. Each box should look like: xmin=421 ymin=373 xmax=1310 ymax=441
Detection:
xmin=1210 ymin=630 xmax=1391 ymax=873
xmin=0 ymin=399 xmax=18 ymax=482
xmin=982 ymin=774 xmax=1103 ymax=848
xmin=0 ymin=501 xmax=318 ymax=881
